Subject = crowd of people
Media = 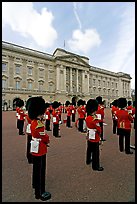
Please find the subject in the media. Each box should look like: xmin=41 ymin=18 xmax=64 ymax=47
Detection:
xmin=15 ymin=96 xmax=135 ymax=201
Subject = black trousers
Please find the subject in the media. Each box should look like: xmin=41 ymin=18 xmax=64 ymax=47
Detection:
xmin=46 ymin=120 xmax=50 ymax=131
xmin=53 ymin=123 xmax=59 ymax=137
xmin=99 ymin=122 xmax=103 ymax=140
xmin=86 ymin=141 xmax=100 ymax=170
xmin=26 ymin=134 xmax=33 ymax=163
xmin=72 ymin=114 xmax=75 ymax=122
xmin=117 ymin=128 xmax=131 ymax=153
xmin=78 ymin=118 xmax=84 ymax=132
xmin=113 ymin=119 xmax=117 ymax=134
xmin=66 ymin=116 xmax=71 ymax=127
xmin=18 ymin=120 xmax=24 ymax=134
xmin=32 ymin=154 xmax=46 ymax=196
xmin=17 ymin=119 xmax=19 ymax=129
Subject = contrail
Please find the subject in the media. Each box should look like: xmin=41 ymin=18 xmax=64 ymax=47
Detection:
xmin=73 ymin=2 xmax=82 ymax=30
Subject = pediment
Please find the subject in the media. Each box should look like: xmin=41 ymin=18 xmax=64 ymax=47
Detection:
xmin=55 ymin=55 xmax=90 ymax=67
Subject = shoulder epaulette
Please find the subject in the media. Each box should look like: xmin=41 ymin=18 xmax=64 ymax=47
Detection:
xmin=35 ymin=120 xmax=45 ymax=129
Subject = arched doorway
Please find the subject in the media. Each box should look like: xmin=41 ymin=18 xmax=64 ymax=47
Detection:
xmin=13 ymin=98 xmax=21 ymax=110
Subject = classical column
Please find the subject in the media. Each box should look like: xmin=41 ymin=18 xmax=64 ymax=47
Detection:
xmin=87 ymin=72 xmax=89 ymax=94
xmin=33 ymin=62 xmax=38 ymax=90
xmin=118 ymin=78 xmax=123 ymax=97
xmin=63 ymin=66 xmax=66 ymax=92
xmin=70 ymin=67 xmax=73 ymax=92
xmin=82 ymin=70 xmax=85 ymax=93
xmin=56 ymin=65 xmax=60 ymax=92
xmin=76 ymin=69 xmax=79 ymax=93
xmin=22 ymin=58 xmax=27 ymax=89
xmin=129 ymin=81 xmax=131 ymax=99
xmin=8 ymin=55 xmax=14 ymax=87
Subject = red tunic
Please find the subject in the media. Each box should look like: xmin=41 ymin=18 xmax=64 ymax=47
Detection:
xmin=85 ymin=115 xmax=101 ymax=142
xmin=16 ymin=107 xmax=20 ymax=118
xmin=77 ymin=106 xmax=86 ymax=119
xmin=115 ymin=109 xmax=133 ymax=130
xmin=111 ymin=106 xmax=119 ymax=119
xmin=71 ymin=105 xmax=76 ymax=114
xmin=52 ymin=109 xmax=59 ymax=124
xmin=18 ymin=108 xmax=27 ymax=120
xmin=30 ymin=119 xmax=50 ymax=156
xmin=96 ymin=105 xmax=104 ymax=122
xmin=66 ymin=106 xmax=72 ymax=116
xmin=45 ymin=109 xmax=51 ymax=120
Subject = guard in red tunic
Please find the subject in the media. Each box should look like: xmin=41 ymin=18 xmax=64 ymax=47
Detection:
xmin=85 ymin=99 xmax=104 ymax=171
xmin=126 ymin=100 xmax=134 ymax=114
xmin=71 ymin=103 xmax=76 ymax=122
xmin=65 ymin=100 xmax=72 ymax=128
xmin=52 ymin=101 xmax=61 ymax=137
xmin=28 ymin=96 xmax=51 ymax=201
xmin=115 ymin=97 xmax=134 ymax=154
xmin=17 ymin=99 xmax=26 ymax=135
xmin=96 ymin=96 xmax=105 ymax=141
xmin=132 ymin=101 xmax=135 ymax=129
xmin=44 ymin=103 xmax=51 ymax=131
xmin=25 ymin=97 xmax=33 ymax=164
xmin=77 ymin=99 xmax=86 ymax=132
xmin=111 ymin=99 xmax=119 ymax=134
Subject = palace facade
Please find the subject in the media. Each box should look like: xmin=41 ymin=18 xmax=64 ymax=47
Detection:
xmin=2 ymin=41 xmax=132 ymax=110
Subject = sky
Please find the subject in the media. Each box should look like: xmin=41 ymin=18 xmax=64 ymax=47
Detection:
xmin=2 ymin=2 xmax=135 ymax=89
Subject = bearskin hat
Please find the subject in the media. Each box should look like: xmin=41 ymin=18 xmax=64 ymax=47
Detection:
xmin=45 ymin=102 xmax=50 ymax=110
xmin=82 ymin=100 xmax=86 ymax=105
xmin=112 ymin=99 xmax=118 ymax=107
xmin=117 ymin=97 xmax=127 ymax=109
xmin=96 ymin=96 xmax=103 ymax=104
xmin=127 ymin=100 xmax=132 ymax=106
xmin=16 ymin=99 xmax=22 ymax=107
xmin=17 ymin=99 xmax=24 ymax=108
xmin=72 ymin=96 xmax=77 ymax=106
xmin=77 ymin=99 xmax=83 ymax=106
xmin=25 ymin=97 xmax=33 ymax=111
xmin=28 ymin=97 xmax=46 ymax=120
xmin=52 ymin=101 xmax=60 ymax=109
xmin=86 ymin=99 xmax=98 ymax=114
xmin=65 ymin=100 xmax=70 ymax=107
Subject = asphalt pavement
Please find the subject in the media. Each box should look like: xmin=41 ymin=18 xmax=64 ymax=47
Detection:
xmin=2 ymin=108 xmax=135 ymax=202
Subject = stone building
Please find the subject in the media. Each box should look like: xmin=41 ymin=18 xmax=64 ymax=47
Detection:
xmin=2 ymin=41 xmax=132 ymax=110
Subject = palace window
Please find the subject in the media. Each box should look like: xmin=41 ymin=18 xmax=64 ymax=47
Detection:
xmin=15 ymin=81 xmax=20 ymax=90
xmin=39 ymin=69 xmax=44 ymax=78
xmin=2 ymin=63 xmax=7 ymax=72
xmin=28 ymin=66 xmax=32 ymax=75
xmin=93 ymin=79 xmax=96 ymax=85
xmin=2 ymin=79 xmax=7 ymax=88
xmin=15 ymin=65 xmax=21 ymax=74
xmin=28 ymin=82 xmax=32 ymax=90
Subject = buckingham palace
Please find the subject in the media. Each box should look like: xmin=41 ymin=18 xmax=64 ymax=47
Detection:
xmin=2 ymin=41 xmax=132 ymax=110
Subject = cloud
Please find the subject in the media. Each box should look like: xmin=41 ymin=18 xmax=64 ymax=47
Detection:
xmin=73 ymin=2 xmax=82 ymax=30
xmin=68 ymin=29 xmax=101 ymax=54
xmin=2 ymin=2 xmax=58 ymax=49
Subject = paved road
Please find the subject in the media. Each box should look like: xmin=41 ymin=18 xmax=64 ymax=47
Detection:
xmin=2 ymin=109 xmax=135 ymax=202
